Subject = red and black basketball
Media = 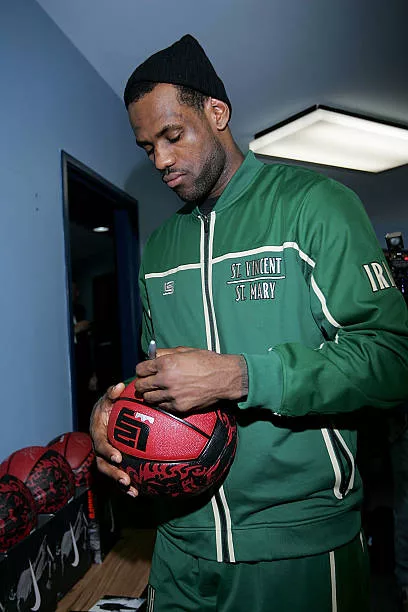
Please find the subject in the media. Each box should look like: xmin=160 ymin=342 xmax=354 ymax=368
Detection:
xmin=0 ymin=446 xmax=75 ymax=514
xmin=107 ymin=380 xmax=237 ymax=497
xmin=0 ymin=474 xmax=37 ymax=552
xmin=47 ymin=432 xmax=95 ymax=488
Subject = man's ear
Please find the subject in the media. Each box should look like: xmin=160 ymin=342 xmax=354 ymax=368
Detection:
xmin=207 ymin=97 xmax=230 ymax=131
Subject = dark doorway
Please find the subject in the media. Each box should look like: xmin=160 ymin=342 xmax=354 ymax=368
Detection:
xmin=62 ymin=152 xmax=141 ymax=432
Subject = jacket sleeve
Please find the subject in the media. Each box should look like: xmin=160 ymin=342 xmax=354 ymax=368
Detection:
xmin=240 ymin=178 xmax=408 ymax=417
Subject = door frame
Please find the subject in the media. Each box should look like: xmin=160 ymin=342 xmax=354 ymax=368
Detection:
xmin=61 ymin=150 xmax=141 ymax=429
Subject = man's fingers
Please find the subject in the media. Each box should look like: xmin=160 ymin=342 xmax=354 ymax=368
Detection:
xmin=142 ymin=389 xmax=172 ymax=406
xmin=156 ymin=346 xmax=193 ymax=357
xmin=95 ymin=458 xmax=139 ymax=498
xmin=135 ymin=377 xmax=163 ymax=396
xmin=90 ymin=383 xmax=125 ymax=463
xmin=89 ymin=382 xmax=140 ymax=497
xmin=135 ymin=347 xmax=196 ymax=379
xmin=135 ymin=360 xmax=159 ymax=378
xmin=96 ymin=437 xmax=123 ymax=465
xmin=106 ymin=382 xmax=125 ymax=400
xmin=96 ymin=456 xmax=129 ymax=483
xmin=92 ymin=419 xmax=122 ymax=464
xmin=127 ymin=486 xmax=139 ymax=498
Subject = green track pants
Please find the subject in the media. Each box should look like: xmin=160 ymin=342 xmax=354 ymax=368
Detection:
xmin=147 ymin=531 xmax=370 ymax=611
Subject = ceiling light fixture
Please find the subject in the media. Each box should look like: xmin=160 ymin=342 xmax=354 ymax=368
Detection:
xmin=249 ymin=105 xmax=408 ymax=173
xmin=92 ymin=226 xmax=109 ymax=233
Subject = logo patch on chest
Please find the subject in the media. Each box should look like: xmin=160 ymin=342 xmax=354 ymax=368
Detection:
xmin=163 ymin=280 xmax=175 ymax=295
xmin=227 ymin=256 xmax=285 ymax=302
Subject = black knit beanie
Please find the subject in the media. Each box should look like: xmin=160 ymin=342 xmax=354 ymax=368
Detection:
xmin=123 ymin=34 xmax=231 ymax=114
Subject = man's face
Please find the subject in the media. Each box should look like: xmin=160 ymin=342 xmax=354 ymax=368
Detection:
xmin=128 ymin=83 xmax=226 ymax=203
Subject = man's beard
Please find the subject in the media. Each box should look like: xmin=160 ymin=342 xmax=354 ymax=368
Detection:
xmin=177 ymin=137 xmax=226 ymax=203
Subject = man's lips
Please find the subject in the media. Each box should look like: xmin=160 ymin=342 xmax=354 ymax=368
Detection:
xmin=163 ymin=172 xmax=184 ymax=188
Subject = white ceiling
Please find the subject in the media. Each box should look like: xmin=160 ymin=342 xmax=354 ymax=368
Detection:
xmin=36 ymin=0 xmax=408 ymax=152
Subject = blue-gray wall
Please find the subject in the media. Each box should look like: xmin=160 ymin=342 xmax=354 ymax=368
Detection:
xmin=0 ymin=1 xmax=179 ymax=460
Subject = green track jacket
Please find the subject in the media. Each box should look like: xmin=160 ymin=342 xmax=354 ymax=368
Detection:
xmin=139 ymin=151 xmax=408 ymax=563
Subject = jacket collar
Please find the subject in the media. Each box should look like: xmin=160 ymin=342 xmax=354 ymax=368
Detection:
xmin=193 ymin=151 xmax=264 ymax=215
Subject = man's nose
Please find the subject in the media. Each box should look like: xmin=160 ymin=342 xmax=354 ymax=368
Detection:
xmin=154 ymin=145 xmax=175 ymax=172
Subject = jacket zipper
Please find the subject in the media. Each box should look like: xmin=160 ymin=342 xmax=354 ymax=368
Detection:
xmin=200 ymin=212 xmax=234 ymax=563
xmin=201 ymin=214 xmax=217 ymax=349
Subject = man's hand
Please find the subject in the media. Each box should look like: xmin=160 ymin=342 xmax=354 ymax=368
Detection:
xmin=89 ymin=383 xmax=138 ymax=497
xmin=135 ymin=347 xmax=247 ymax=413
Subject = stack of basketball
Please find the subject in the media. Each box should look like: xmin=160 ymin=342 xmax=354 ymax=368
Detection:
xmin=0 ymin=432 xmax=95 ymax=553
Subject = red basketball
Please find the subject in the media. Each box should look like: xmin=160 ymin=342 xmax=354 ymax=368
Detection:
xmin=107 ymin=380 xmax=237 ymax=497
xmin=0 ymin=474 xmax=37 ymax=552
xmin=47 ymin=432 xmax=95 ymax=488
xmin=0 ymin=446 xmax=75 ymax=514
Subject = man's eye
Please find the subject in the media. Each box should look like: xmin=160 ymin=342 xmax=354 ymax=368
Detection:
xmin=145 ymin=148 xmax=154 ymax=157
xmin=168 ymin=134 xmax=181 ymax=144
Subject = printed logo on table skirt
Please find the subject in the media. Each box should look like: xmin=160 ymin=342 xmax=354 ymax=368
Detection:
xmin=88 ymin=595 xmax=147 ymax=611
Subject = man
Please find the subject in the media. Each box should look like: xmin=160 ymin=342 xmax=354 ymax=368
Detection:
xmin=90 ymin=35 xmax=408 ymax=611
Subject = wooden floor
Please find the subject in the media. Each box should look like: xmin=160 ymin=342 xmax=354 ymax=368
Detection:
xmin=56 ymin=528 xmax=156 ymax=612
